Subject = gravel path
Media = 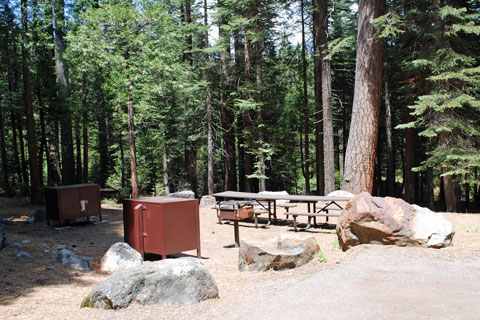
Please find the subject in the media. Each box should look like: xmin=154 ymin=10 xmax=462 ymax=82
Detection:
xmin=214 ymin=246 xmax=480 ymax=320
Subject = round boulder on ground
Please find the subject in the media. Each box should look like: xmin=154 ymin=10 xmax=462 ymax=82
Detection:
xmin=56 ymin=248 xmax=91 ymax=271
xmin=100 ymin=242 xmax=143 ymax=273
xmin=239 ymin=234 xmax=320 ymax=271
xmin=81 ymin=257 xmax=218 ymax=309
xmin=200 ymin=195 xmax=216 ymax=207
xmin=336 ymin=192 xmax=454 ymax=251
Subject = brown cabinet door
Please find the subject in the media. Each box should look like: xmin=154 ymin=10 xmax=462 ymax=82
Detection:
xmin=79 ymin=185 xmax=100 ymax=215
xmin=58 ymin=188 xmax=81 ymax=219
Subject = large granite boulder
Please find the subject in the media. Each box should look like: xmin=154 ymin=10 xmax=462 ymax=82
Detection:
xmin=100 ymin=242 xmax=143 ymax=273
xmin=258 ymin=190 xmax=289 ymax=204
xmin=200 ymin=195 xmax=216 ymax=207
xmin=336 ymin=192 xmax=454 ymax=251
xmin=326 ymin=190 xmax=354 ymax=198
xmin=167 ymin=191 xmax=195 ymax=199
xmin=81 ymin=257 xmax=218 ymax=309
xmin=239 ymin=234 xmax=320 ymax=271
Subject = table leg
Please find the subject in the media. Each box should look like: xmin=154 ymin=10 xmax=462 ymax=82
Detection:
xmin=273 ymin=200 xmax=278 ymax=223
xmin=267 ymin=201 xmax=272 ymax=225
xmin=234 ymin=221 xmax=240 ymax=247
xmin=293 ymin=215 xmax=298 ymax=232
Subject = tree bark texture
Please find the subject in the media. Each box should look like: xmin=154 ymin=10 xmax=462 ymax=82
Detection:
xmin=204 ymin=0 xmax=214 ymax=195
xmin=0 ymin=98 xmax=10 ymax=194
xmin=342 ymin=0 xmax=385 ymax=194
xmin=182 ymin=0 xmax=198 ymax=196
xmin=163 ymin=142 xmax=170 ymax=195
xmin=219 ymin=18 xmax=237 ymax=191
xmin=82 ymin=74 xmax=89 ymax=183
xmin=301 ymin=0 xmax=310 ymax=194
xmin=312 ymin=0 xmax=325 ymax=195
xmin=75 ymin=118 xmax=82 ymax=183
xmin=313 ymin=0 xmax=335 ymax=195
xmin=22 ymin=0 xmax=42 ymax=203
xmin=126 ymin=68 xmax=138 ymax=199
xmin=17 ymin=114 xmax=29 ymax=187
xmin=384 ymin=81 xmax=395 ymax=196
xmin=54 ymin=0 xmax=75 ymax=185
xmin=98 ymin=96 xmax=109 ymax=187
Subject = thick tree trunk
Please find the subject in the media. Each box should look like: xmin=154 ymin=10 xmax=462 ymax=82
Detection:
xmin=313 ymin=0 xmax=334 ymax=195
xmin=301 ymin=0 xmax=311 ymax=194
xmin=322 ymin=58 xmax=334 ymax=194
xmin=342 ymin=0 xmax=385 ymax=194
xmin=384 ymin=81 xmax=395 ymax=196
xmin=21 ymin=0 xmax=42 ymax=204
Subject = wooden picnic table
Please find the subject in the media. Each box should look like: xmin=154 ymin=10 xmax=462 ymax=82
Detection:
xmin=212 ymin=191 xmax=353 ymax=231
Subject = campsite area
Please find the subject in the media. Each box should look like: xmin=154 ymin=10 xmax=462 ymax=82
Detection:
xmin=1 ymin=197 xmax=480 ymax=319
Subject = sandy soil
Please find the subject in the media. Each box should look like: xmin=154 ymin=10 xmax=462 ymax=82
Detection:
xmin=0 ymin=197 xmax=479 ymax=319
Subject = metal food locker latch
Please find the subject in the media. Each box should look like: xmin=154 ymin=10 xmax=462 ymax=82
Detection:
xmin=80 ymin=200 xmax=89 ymax=212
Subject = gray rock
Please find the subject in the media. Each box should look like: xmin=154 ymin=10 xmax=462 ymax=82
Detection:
xmin=199 ymin=195 xmax=216 ymax=207
xmin=17 ymin=251 xmax=33 ymax=259
xmin=9 ymin=243 xmax=24 ymax=250
xmin=81 ymin=257 xmax=218 ymax=309
xmin=0 ymin=219 xmax=11 ymax=228
xmin=336 ymin=192 xmax=455 ymax=251
xmin=34 ymin=208 xmax=47 ymax=223
xmin=100 ymin=242 xmax=143 ymax=273
xmin=56 ymin=248 xmax=91 ymax=271
xmin=1 ymin=232 xmax=7 ymax=250
xmin=54 ymin=244 xmax=66 ymax=250
xmin=239 ymin=234 xmax=320 ymax=271
xmin=326 ymin=190 xmax=355 ymax=198
xmin=167 ymin=191 xmax=195 ymax=199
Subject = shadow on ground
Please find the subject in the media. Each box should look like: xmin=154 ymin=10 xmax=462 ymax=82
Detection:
xmin=0 ymin=199 xmax=124 ymax=305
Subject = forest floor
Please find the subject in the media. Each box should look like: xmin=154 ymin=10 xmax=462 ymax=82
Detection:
xmin=0 ymin=197 xmax=480 ymax=319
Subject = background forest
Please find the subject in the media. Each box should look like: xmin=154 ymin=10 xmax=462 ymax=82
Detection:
xmin=0 ymin=0 xmax=479 ymax=212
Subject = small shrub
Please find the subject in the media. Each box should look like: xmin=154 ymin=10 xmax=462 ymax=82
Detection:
xmin=317 ymin=250 xmax=327 ymax=263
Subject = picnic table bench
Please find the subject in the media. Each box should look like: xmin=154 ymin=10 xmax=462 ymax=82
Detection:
xmin=288 ymin=208 xmax=342 ymax=232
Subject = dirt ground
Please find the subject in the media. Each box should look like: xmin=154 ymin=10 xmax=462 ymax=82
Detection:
xmin=0 ymin=196 xmax=479 ymax=319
